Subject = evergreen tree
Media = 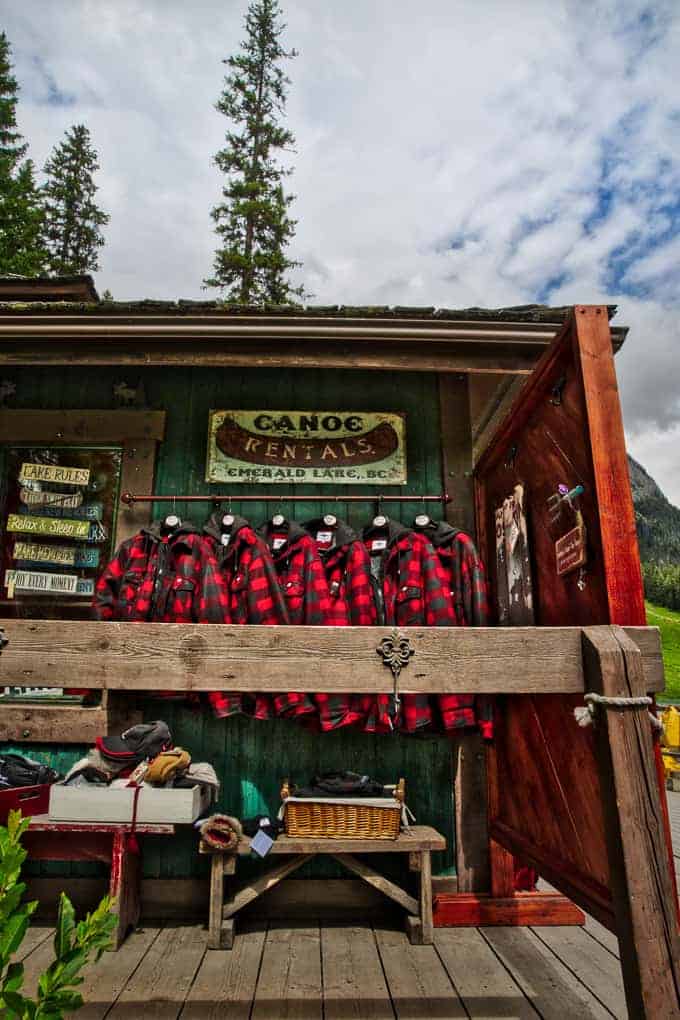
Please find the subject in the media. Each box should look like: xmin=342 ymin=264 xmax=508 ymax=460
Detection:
xmin=0 ymin=32 xmax=47 ymax=275
xmin=42 ymin=124 xmax=109 ymax=274
xmin=205 ymin=0 xmax=304 ymax=303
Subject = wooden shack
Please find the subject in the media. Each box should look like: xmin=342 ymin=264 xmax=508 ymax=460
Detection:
xmin=0 ymin=289 xmax=678 ymax=1017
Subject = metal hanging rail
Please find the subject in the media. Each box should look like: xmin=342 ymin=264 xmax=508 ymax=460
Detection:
xmin=121 ymin=491 xmax=450 ymax=506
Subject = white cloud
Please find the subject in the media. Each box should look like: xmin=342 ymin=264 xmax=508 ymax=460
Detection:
xmin=3 ymin=0 xmax=680 ymax=501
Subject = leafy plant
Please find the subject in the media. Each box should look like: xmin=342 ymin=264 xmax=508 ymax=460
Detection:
xmin=1 ymin=810 xmax=116 ymax=1019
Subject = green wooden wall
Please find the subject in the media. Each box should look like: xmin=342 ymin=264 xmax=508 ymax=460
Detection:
xmin=1 ymin=365 xmax=456 ymax=879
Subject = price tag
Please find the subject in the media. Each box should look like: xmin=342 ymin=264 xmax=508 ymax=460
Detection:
xmin=316 ymin=531 xmax=333 ymax=544
xmin=370 ymin=538 xmax=387 ymax=552
xmin=272 ymin=537 xmax=286 ymax=550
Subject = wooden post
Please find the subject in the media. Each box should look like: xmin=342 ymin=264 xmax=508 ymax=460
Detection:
xmin=583 ymin=626 xmax=680 ymax=1019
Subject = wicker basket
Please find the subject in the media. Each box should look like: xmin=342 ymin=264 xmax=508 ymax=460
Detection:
xmin=280 ymin=778 xmax=405 ymax=840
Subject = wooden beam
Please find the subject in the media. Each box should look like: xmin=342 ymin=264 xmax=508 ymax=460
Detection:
xmin=0 ymin=409 xmax=166 ymax=442
xmin=583 ymin=626 xmax=680 ymax=1020
xmin=0 ymin=620 xmax=664 ymax=693
xmin=0 ymin=339 xmax=540 ymax=374
xmin=332 ymin=854 xmax=419 ymax=915
xmin=222 ymin=855 xmax=314 ymax=918
xmin=438 ymin=374 xmax=474 ymax=534
xmin=433 ymin=892 xmax=585 ymax=927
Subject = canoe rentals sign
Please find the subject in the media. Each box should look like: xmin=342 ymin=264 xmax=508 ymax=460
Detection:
xmin=206 ymin=411 xmax=407 ymax=484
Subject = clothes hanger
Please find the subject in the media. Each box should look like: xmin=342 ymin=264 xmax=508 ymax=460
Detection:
xmin=220 ymin=496 xmax=235 ymax=544
xmin=413 ymin=497 xmax=432 ymax=530
xmin=161 ymin=495 xmax=181 ymax=535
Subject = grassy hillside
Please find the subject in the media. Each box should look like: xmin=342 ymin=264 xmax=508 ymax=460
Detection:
xmin=630 ymin=455 xmax=680 ymax=562
xmin=646 ymin=601 xmax=680 ymax=702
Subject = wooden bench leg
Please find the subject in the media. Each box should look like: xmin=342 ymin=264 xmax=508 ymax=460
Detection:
xmin=109 ymin=832 xmax=140 ymax=951
xmin=208 ymin=853 xmax=236 ymax=949
xmin=405 ymin=850 xmax=433 ymax=945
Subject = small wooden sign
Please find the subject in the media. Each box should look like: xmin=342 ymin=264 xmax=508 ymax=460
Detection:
xmin=20 ymin=487 xmax=84 ymax=508
xmin=6 ymin=513 xmax=90 ymax=539
xmin=556 ymin=523 xmax=587 ymax=576
xmin=19 ymin=463 xmax=90 ymax=486
xmin=5 ymin=569 xmax=79 ymax=595
xmin=12 ymin=542 xmax=100 ymax=569
xmin=29 ymin=501 xmax=103 ymax=521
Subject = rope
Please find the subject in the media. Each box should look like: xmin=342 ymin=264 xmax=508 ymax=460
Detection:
xmin=574 ymin=692 xmax=664 ymax=733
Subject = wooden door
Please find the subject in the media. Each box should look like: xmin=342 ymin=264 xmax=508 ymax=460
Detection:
xmin=473 ymin=305 xmax=672 ymax=930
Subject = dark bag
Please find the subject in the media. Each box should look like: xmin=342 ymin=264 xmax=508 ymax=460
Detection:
xmin=0 ymin=752 xmax=60 ymax=789
xmin=295 ymin=771 xmax=386 ymax=798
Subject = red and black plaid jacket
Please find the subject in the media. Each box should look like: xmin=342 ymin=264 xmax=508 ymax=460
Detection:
xmin=303 ymin=518 xmax=375 ymax=731
xmin=203 ymin=513 xmax=289 ymax=721
xmin=93 ymin=523 xmax=226 ymax=624
xmin=362 ymin=520 xmax=457 ymax=734
xmin=257 ymin=520 xmax=335 ymax=721
xmin=419 ymin=520 xmax=492 ymax=738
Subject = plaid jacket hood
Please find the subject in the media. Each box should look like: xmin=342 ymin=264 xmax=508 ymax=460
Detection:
xmin=93 ymin=523 xmax=225 ymax=625
xmin=203 ymin=511 xmax=289 ymax=721
xmin=416 ymin=519 xmax=492 ymax=738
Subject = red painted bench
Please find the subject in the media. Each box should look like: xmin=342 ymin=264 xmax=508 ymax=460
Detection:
xmin=24 ymin=814 xmax=175 ymax=949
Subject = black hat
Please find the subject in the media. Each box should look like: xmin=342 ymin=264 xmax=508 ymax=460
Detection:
xmin=97 ymin=720 xmax=172 ymax=763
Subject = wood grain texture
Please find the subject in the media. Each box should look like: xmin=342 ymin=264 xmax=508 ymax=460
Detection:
xmin=117 ymin=438 xmax=158 ymax=546
xmin=106 ymin=924 xmax=205 ymax=1020
xmin=375 ymin=926 xmax=466 ymax=1019
xmin=222 ymin=856 xmax=314 ymax=919
xmin=435 ymin=927 xmax=537 ymax=1019
xmin=482 ymin=927 xmax=612 ymax=1019
xmin=572 ymin=308 xmax=646 ymax=626
xmin=433 ymin=893 xmax=585 ymax=927
xmin=0 ymin=619 xmax=664 ymax=693
xmin=583 ymin=626 xmax=680 ymax=1019
xmin=74 ymin=927 xmax=161 ymax=1020
xmin=438 ymin=373 xmax=474 ymax=534
xmin=182 ymin=922 xmax=267 ymax=1020
xmin=233 ymin=826 xmax=446 ymax=856
xmin=251 ymin=923 xmax=323 ymax=1020
xmin=0 ymin=409 xmax=166 ymax=442
xmin=531 ymin=925 xmax=627 ymax=1019
xmin=0 ymin=703 xmax=109 ymax=743
xmin=321 ymin=926 xmax=394 ymax=1020
xmin=331 ymin=854 xmax=419 ymax=916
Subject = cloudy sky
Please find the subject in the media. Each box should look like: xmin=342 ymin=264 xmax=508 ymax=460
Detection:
xmin=5 ymin=1 xmax=680 ymax=500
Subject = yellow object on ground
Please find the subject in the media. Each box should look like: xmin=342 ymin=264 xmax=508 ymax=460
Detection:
xmin=662 ymin=705 xmax=680 ymax=749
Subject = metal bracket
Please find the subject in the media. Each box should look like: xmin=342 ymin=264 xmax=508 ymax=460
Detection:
xmin=377 ymin=629 xmax=414 ymax=721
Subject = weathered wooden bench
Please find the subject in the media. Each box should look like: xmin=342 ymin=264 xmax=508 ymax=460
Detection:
xmin=201 ymin=825 xmax=446 ymax=949
xmin=24 ymin=815 xmax=175 ymax=949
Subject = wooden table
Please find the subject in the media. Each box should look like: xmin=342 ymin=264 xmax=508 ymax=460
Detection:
xmin=24 ymin=815 xmax=175 ymax=949
xmin=202 ymin=825 xmax=446 ymax=949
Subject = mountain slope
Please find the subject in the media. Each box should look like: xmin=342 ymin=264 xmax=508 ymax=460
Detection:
xmin=629 ymin=455 xmax=680 ymax=563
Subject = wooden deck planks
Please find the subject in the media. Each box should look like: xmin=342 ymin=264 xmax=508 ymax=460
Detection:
xmin=106 ymin=924 xmax=206 ymax=1020
xmin=69 ymin=927 xmax=161 ymax=1020
xmin=15 ymin=924 xmax=53 ymax=962
xmin=322 ymin=925 xmax=394 ymax=1020
xmin=532 ymin=926 xmax=627 ymax=1018
xmin=251 ymin=922 xmax=323 ymax=1020
xmin=375 ymin=926 xmax=466 ymax=1019
xmin=481 ymin=928 xmax=615 ymax=1019
xmin=180 ymin=922 xmax=267 ymax=1020
xmin=435 ymin=928 xmax=539 ymax=1018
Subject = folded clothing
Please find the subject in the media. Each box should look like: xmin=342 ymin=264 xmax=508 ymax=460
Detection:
xmin=292 ymin=771 xmax=387 ymax=798
xmin=242 ymin=815 xmax=284 ymax=840
xmin=173 ymin=762 xmax=220 ymax=803
xmin=145 ymin=747 xmax=191 ymax=784
xmin=200 ymin=813 xmax=243 ymax=851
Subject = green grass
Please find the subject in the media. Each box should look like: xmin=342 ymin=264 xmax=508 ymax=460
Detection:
xmin=646 ymin=601 xmax=680 ymax=702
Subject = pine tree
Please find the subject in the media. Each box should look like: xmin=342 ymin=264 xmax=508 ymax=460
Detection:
xmin=42 ymin=124 xmax=109 ymax=275
xmin=0 ymin=32 xmax=47 ymax=275
xmin=205 ymin=0 xmax=304 ymax=303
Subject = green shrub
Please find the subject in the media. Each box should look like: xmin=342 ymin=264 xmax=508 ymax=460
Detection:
xmin=1 ymin=809 xmax=116 ymax=1018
